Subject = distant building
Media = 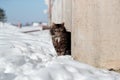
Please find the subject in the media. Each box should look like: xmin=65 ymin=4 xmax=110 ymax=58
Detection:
xmin=32 ymin=22 xmax=40 ymax=27
xmin=32 ymin=22 xmax=48 ymax=30
xmin=17 ymin=22 xmax=22 ymax=28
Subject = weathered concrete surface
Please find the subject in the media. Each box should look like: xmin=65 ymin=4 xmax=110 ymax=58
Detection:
xmin=51 ymin=0 xmax=72 ymax=31
xmin=51 ymin=0 xmax=63 ymax=23
xmin=51 ymin=0 xmax=120 ymax=69
xmin=62 ymin=0 xmax=72 ymax=31
xmin=72 ymin=0 xmax=120 ymax=69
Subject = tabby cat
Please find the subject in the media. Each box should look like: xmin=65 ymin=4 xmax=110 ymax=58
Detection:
xmin=50 ymin=22 xmax=71 ymax=56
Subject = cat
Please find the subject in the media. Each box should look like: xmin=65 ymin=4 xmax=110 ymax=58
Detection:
xmin=50 ymin=22 xmax=71 ymax=56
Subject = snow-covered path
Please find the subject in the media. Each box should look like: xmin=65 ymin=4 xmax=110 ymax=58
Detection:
xmin=0 ymin=23 xmax=120 ymax=80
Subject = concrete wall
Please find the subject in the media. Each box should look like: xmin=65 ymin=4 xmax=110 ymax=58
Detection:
xmin=72 ymin=0 xmax=120 ymax=69
xmin=51 ymin=0 xmax=120 ymax=69
xmin=52 ymin=0 xmax=63 ymax=23
xmin=51 ymin=0 xmax=72 ymax=31
xmin=62 ymin=0 xmax=72 ymax=31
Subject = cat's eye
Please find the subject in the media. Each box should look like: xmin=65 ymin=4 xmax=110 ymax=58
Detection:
xmin=60 ymin=28 xmax=64 ymax=31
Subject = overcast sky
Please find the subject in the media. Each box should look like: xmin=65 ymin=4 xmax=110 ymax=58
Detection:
xmin=0 ymin=0 xmax=48 ymax=24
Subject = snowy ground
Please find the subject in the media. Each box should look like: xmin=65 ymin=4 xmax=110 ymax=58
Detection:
xmin=0 ymin=23 xmax=120 ymax=80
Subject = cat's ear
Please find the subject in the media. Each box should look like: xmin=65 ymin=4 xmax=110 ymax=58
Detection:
xmin=50 ymin=22 xmax=55 ymax=28
xmin=62 ymin=22 xmax=64 ymax=26
xmin=52 ymin=22 xmax=55 ymax=25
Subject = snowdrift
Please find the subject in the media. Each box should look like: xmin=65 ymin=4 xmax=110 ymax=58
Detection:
xmin=0 ymin=23 xmax=120 ymax=80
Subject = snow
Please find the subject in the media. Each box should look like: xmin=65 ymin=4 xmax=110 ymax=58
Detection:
xmin=0 ymin=22 xmax=120 ymax=80
xmin=19 ymin=26 xmax=43 ymax=32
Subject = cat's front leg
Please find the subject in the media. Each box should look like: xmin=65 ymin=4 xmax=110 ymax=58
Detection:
xmin=61 ymin=52 xmax=65 ymax=55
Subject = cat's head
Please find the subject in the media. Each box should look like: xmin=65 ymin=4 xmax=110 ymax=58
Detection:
xmin=50 ymin=22 xmax=67 ymax=36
